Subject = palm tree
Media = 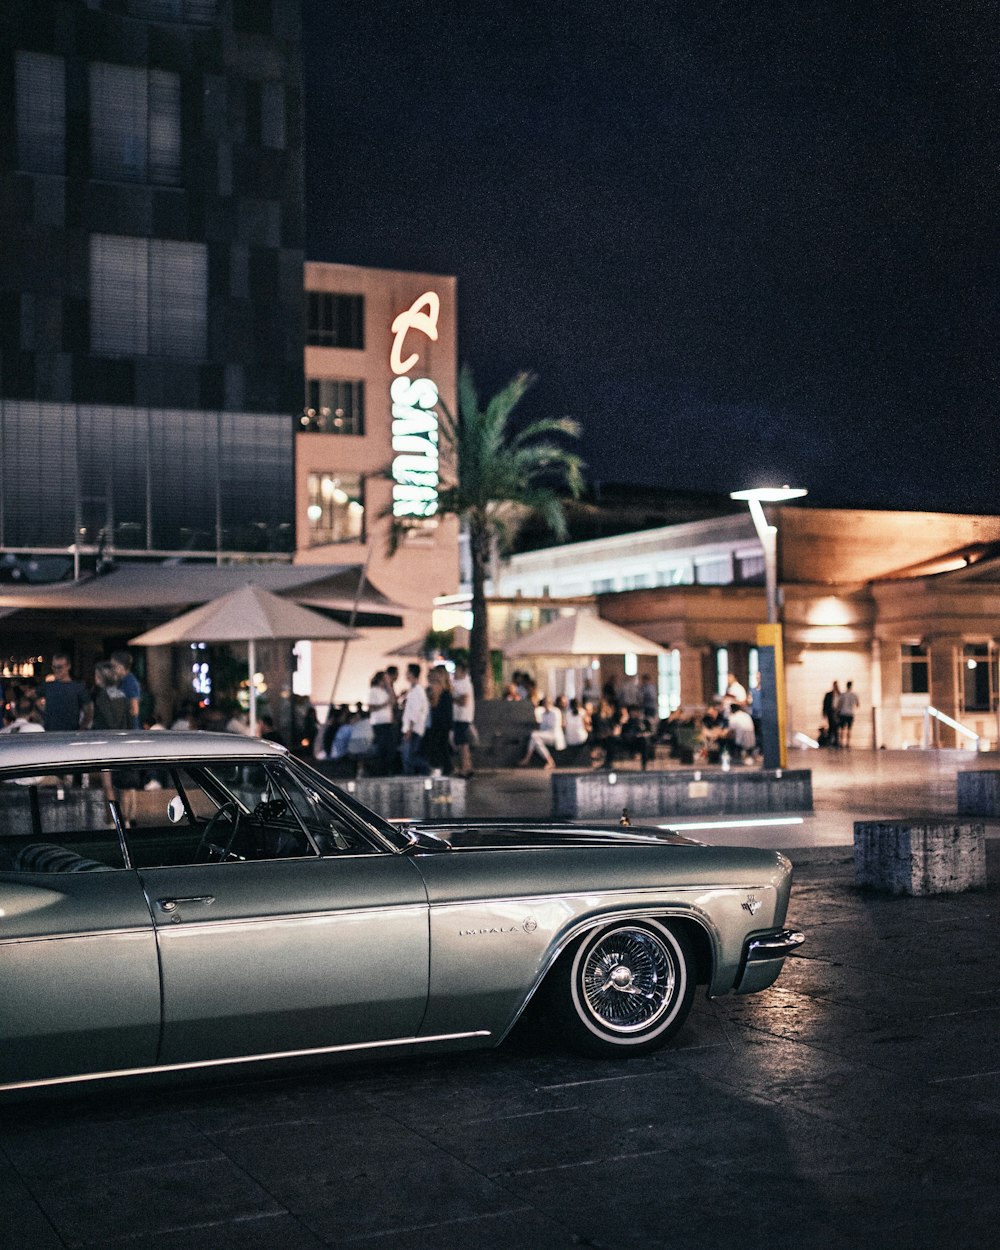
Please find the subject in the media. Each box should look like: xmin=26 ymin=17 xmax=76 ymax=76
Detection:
xmin=436 ymin=367 xmax=585 ymax=700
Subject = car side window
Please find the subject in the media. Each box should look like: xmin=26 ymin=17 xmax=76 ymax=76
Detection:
xmin=0 ymin=771 xmax=126 ymax=872
xmin=123 ymin=763 xmax=319 ymax=868
xmin=271 ymin=765 xmax=371 ymax=854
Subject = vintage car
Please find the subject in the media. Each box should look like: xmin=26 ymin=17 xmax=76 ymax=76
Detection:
xmin=0 ymin=732 xmax=803 ymax=1092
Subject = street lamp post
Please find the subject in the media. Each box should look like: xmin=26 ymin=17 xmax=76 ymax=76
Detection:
xmin=730 ymin=486 xmax=808 ymax=768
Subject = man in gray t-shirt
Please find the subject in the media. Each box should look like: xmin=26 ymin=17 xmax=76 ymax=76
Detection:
xmin=42 ymin=654 xmax=93 ymax=731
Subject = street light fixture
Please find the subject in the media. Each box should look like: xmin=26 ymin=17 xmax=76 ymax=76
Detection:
xmin=730 ymin=486 xmax=807 ymax=624
xmin=730 ymin=485 xmax=808 ymax=768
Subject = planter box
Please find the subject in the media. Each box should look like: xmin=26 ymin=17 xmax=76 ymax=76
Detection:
xmin=854 ymin=819 xmax=987 ymax=895
xmin=330 ymin=775 xmax=466 ymax=821
xmin=957 ymin=771 xmax=1000 ymax=818
xmin=551 ymin=768 xmax=812 ymax=820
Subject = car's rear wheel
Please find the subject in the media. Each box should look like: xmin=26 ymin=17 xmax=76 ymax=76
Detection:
xmin=552 ymin=919 xmax=695 ymax=1056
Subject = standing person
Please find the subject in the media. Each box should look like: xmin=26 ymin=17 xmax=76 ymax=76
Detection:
xmin=42 ymin=653 xmax=93 ymax=731
xmin=639 ymin=673 xmax=658 ymax=723
xmin=400 ymin=662 xmax=430 ymax=775
xmin=451 ymin=658 xmax=476 ymax=778
xmin=367 ymin=671 xmax=396 ymax=774
xmin=110 ymin=650 xmax=141 ymax=729
xmin=425 ymin=665 xmax=454 ymax=777
xmin=837 ymin=681 xmax=860 ymax=747
xmin=91 ymin=661 xmax=129 ymax=730
xmin=822 ymin=681 xmax=841 ymax=748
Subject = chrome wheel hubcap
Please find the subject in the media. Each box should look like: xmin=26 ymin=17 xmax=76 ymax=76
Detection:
xmin=581 ymin=927 xmax=676 ymax=1033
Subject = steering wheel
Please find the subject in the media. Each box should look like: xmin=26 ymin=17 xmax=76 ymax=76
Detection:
xmin=194 ymin=800 xmax=242 ymax=862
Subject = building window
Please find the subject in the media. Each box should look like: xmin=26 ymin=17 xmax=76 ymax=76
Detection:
xmin=302 ymin=380 xmax=365 ymax=435
xmin=90 ymin=63 xmax=181 ymax=185
xmin=736 ymin=552 xmax=766 ymax=583
xmin=657 ymin=564 xmax=693 ymax=586
xmin=961 ymin=643 xmax=997 ymax=714
xmin=715 ymin=647 xmax=729 ymax=697
xmin=658 ymin=648 xmax=681 ymax=716
xmin=624 ymin=573 xmax=649 ymax=590
xmin=695 ymin=555 xmax=733 ymax=585
xmin=901 ymin=643 xmax=929 ymax=695
xmin=306 ymin=293 xmax=364 ymax=348
xmin=90 ymin=235 xmax=207 ymax=358
xmin=592 ymin=578 xmax=614 ymax=594
xmin=306 ymin=473 xmax=364 ymax=545
xmin=16 ymin=52 xmax=65 ymax=175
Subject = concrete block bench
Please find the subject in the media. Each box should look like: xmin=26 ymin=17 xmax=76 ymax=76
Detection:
xmin=551 ymin=768 xmax=812 ymax=820
xmin=854 ymin=819 xmax=987 ymax=895
xmin=957 ymin=771 xmax=1000 ymax=818
xmin=328 ymin=774 xmax=466 ymax=821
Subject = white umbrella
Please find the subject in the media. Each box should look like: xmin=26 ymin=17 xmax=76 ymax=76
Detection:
xmin=131 ymin=583 xmax=358 ymax=733
xmin=503 ymin=612 xmax=667 ymax=658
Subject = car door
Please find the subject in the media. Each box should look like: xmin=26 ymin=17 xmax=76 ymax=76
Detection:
xmin=129 ymin=761 xmax=429 ymax=1066
xmin=0 ymin=774 xmax=161 ymax=1088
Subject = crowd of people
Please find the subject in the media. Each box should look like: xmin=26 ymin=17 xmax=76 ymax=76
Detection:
xmin=3 ymin=652 xmax=781 ymax=775
xmin=312 ymin=660 xmax=475 ymax=779
xmin=506 ymin=669 xmax=765 ymax=771
xmin=1 ymin=650 xmax=144 ymax=736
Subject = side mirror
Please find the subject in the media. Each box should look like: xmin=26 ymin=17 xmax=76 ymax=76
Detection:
xmin=167 ymin=796 xmax=186 ymax=824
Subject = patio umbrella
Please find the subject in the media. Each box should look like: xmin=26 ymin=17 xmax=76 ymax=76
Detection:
xmin=503 ymin=612 xmax=668 ymax=658
xmin=130 ymin=583 xmax=358 ymax=733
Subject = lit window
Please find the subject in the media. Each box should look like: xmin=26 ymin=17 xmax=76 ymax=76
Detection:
xmin=302 ymin=380 xmax=365 ymax=435
xmin=16 ymin=52 xmax=65 ymax=175
xmin=90 ymin=63 xmax=181 ymax=185
xmin=306 ymin=474 xmax=364 ymax=546
xmin=961 ymin=643 xmax=996 ymax=714
xmin=592 ymin=578 xmax=614 ymax=594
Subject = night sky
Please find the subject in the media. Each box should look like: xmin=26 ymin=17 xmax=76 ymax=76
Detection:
xmin=303 ymin=1 xmax=1000 ymax=513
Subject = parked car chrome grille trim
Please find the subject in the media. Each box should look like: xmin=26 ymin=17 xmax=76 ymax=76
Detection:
xmin=0 ymin=1030 xmax=492 ymax=1093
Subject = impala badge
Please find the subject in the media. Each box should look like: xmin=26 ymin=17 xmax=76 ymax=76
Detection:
xmin=742 ymin=895 xmax=763 ymax=916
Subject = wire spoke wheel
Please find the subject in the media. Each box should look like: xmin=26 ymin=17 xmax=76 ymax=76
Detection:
xmin=580 ymin=928 xmax=676 ymax=1032
xmin=557 ymin=920 xmax=696 ymax=1055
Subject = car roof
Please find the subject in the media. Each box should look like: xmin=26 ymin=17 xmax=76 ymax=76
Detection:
xmin=0 ymin=730 xmax=285 ymax=771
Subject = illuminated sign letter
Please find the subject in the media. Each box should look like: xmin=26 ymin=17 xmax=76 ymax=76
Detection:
xmin=390 ymin=291 xmax=440 ymax=375
xmin=389 ymin=292 xmax=442 ymax=520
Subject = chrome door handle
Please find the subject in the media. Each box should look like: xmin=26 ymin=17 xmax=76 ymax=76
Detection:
xmin=156 ymin=895 xmax=215 ymax=913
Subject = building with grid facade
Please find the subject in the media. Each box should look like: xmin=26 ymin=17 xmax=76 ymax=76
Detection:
xmin=0 ymin=0 xmax=304 ymax=566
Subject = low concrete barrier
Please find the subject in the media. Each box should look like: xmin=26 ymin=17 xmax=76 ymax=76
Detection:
xmin=326 ymin=774 xmax=467 ymax=821
xmin=957 ymin=771 xmax=1000 ymax=818
xmin=854 ymin=819 xmax=987 ymax=895
xmin=551 ymin=768 xmax=812 ymax=820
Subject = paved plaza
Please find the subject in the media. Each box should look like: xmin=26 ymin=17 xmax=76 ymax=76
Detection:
xmin=3 ymin=749 xmax=1000 ymax=1249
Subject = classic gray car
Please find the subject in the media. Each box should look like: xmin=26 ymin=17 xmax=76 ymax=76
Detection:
xmin=0 ymin=732 xmax=803 ymax=1092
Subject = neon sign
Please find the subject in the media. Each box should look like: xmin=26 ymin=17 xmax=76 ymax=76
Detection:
xmin=390 ymin=291 xmax=440 ymax=519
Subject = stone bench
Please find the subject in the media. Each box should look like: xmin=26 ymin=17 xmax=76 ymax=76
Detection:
xmin=854 ymin=819 xmax=987 ymax=895
xmin=957 ymin=771 xmax=1000 ymax=818
xmin=322 ymin=773 xmax=466 ymax=822
xmin=551 ymin=768 xmax=812 ymax=820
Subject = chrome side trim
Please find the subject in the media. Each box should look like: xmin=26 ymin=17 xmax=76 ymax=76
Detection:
xmin=0 ymin=1030 xmax=492 ymax=1093
xmin=0 ymin=927 xmax=153 ymax=947
xmin=146 ymin=902 xmax=428 ymax=932
xmin=429 ymin=884 xmax=773 ymax=912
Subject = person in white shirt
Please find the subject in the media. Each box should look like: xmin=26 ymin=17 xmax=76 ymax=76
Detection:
xmin=726 ymin=707 xmax=757 ymax=760
xmin=401 ymin=662 xmax=430 ymax=775
xmin=0 ymin=699 xmax=44 ymax=734
xmin=725 ymin=672 xmax=748 ymax=711
xmin=450 ymin=659 xmax=476 ymax=778
xmin=517 ymin=696 xmax=566 ymax=769
xmin=836 ymin=681 xmax=861 ymax=747
xmin=367 ymin=671 xmax=396 ymax=773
